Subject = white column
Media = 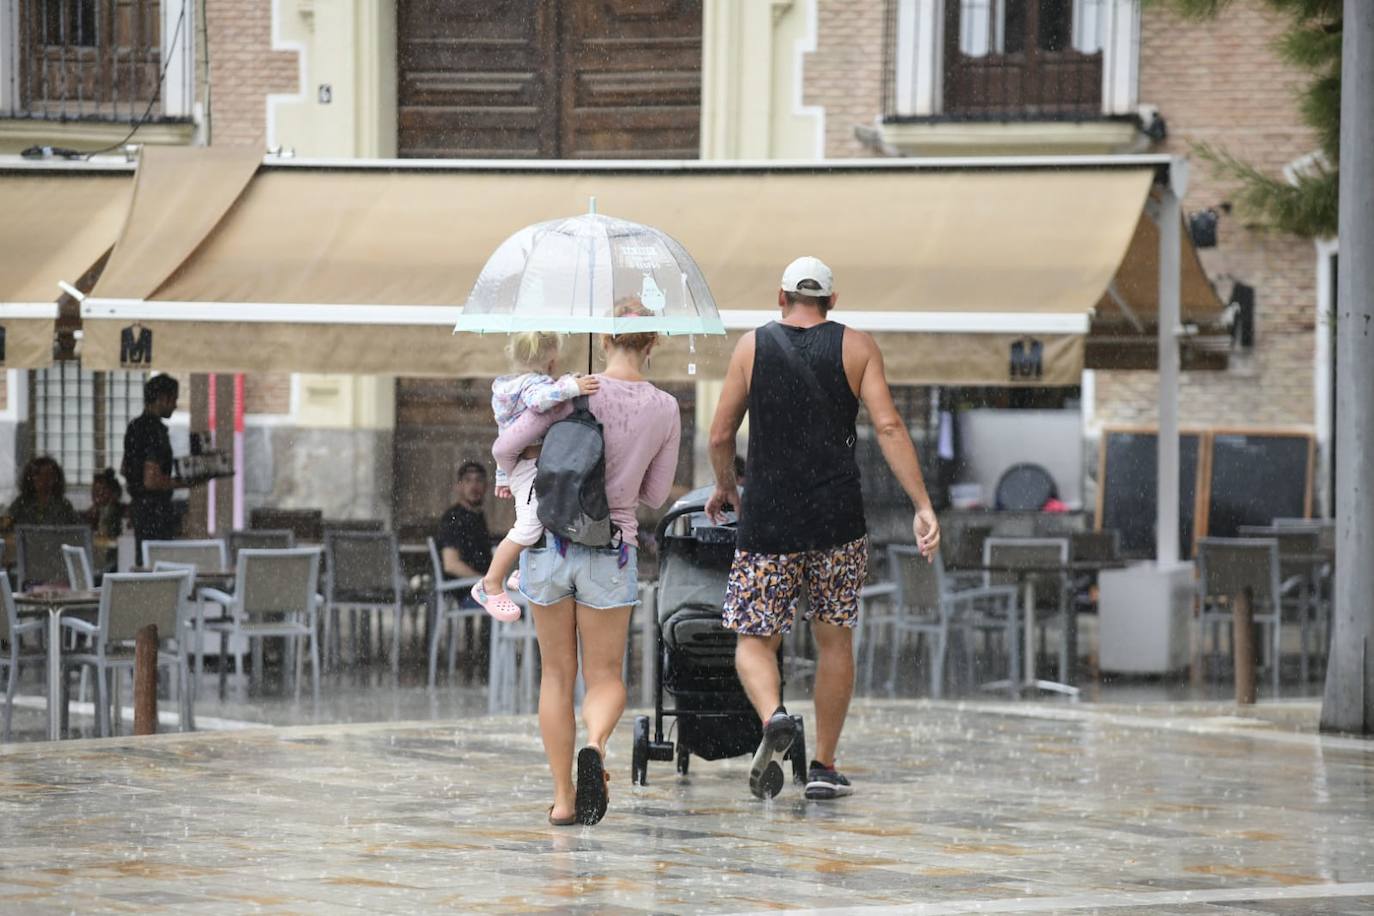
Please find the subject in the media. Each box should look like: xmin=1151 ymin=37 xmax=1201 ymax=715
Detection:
xmin=1314 ymin=238 xmax=1338 ymax=518
xmin=1321 ymin=0 xmax=1374 ymax=735
xmin=1155 ymin=179 xmax=1182 ymax=565
xmin=161 ymin=0 xmax=195 ymax=118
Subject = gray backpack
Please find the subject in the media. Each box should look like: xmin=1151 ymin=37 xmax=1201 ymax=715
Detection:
xmin=534 ymin=396 xmax=615 ymax=547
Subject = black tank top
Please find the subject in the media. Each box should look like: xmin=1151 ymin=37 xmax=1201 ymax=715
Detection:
xmin=737 ymin=321 xmax=866 ymax=554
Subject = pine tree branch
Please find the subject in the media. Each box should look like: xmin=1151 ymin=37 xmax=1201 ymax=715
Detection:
xmin=1195 ymin=143 xmax=1339 ymax=238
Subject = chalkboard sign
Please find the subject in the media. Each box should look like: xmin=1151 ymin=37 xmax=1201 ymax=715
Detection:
xmin=1096 ymin=429 xmax=1201 ymax=560
xmin=1205 ymin=432 xmax=1313 ymax=537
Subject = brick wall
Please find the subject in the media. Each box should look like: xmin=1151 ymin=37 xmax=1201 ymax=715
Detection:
xmin=244 ymin=374 xmax=292 ymax=415
xmin=1094 ymin=0 xmax=1320 ymax=430
xmin=204 ymin=0 xmax=299 ymax=146
xmin=804 ymin=0 xmax=887 ymax=158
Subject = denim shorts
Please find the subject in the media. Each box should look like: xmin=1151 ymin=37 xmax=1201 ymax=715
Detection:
xmin=518 ymin=541 xmax=640 ymax=610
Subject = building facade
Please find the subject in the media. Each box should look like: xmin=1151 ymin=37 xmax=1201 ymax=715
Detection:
xmin=0 ymin=0 xmax=1330 ymax=525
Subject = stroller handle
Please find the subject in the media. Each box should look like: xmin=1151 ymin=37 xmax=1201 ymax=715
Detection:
xmin=655 ymin=501 xmax=709 ymax=542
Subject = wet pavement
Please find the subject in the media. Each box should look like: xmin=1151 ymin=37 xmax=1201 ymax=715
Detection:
xmin=2 ymin=698 xmax=1373 ymax=914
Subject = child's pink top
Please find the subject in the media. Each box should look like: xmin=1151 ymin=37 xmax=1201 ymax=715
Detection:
xmin=492 ymin=375 xmax=680 ymax=547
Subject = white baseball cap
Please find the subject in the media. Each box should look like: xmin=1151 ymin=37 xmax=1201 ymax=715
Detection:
xmin=780 ymin=256 xmax=834 ymax=297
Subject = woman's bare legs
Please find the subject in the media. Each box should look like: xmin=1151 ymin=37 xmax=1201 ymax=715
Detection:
xmin=576 ymin=603 xmax=633 ymax=758
xmin=531 ymin=597 xmax=578 ymax=820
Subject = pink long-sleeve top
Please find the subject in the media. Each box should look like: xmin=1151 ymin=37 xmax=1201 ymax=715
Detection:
xmin=492 ymin=375 xmax=681 ymax=547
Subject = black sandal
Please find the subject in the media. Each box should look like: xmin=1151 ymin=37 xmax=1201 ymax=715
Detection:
xmin=547 ymin=805 xmax=577 ymax=827
xmin=574 ymin=745 xmax=610 ymax=825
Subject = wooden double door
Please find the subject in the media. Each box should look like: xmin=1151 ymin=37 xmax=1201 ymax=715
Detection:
xmin=397 ymin=0 xmax=703 ymax=159
xmin=393 ymin=2 xmax=703 ymax=532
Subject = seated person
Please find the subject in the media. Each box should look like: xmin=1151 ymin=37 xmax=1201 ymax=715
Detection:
xmin=2 ymin=456 xmax=80 ymax=530
xmin=436 ymin=461 xmax=494 ymax=581
xmin=85 ymin=468 xmax=126 ymax=539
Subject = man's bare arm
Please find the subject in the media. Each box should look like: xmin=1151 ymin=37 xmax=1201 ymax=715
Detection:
xmin=855 ymin=333 xmax=941 ymax=558
xmin=705 ymin=333 xmax=753 ymax=522
xmin=143 ymin=460 xmax=186 ymax=493
xmin=441 ymin=547 xmax=481 ymax=579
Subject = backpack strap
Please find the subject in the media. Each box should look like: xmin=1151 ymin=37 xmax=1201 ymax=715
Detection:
xmin=758 ymin=322 xmax=856 ymax=449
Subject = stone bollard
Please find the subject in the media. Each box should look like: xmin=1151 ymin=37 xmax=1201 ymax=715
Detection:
xmin=134 ymin=624 xmax=159 ymax=735
xmin=1232 ymin=588 xmax=1256 ymax=705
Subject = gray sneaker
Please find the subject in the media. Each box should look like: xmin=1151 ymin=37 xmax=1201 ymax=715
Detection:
xmin=748 ymin=710 xmax=798 ymax=799
xmin=804 ymin=760 xmax=853 ymax=800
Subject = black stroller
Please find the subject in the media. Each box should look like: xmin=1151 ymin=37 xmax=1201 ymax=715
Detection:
xmin=631 ymin=487 xmax=807 ymax=789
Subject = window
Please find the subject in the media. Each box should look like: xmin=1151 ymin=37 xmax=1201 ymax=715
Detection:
xmin=885 ymin=0 xmax=1137 ymax=121
xmin=30 ymin=363 xmax=146 ymax=489
xmin=3 ymin=0 xmax=194 ymax=122
xmin=945 ymin=0 xmax=1103 ymax=118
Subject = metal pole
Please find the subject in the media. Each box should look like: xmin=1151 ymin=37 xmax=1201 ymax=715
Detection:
xmin=1233 ymin=588 xmax=1256 ymax=705
xmin=1321 ymin=0 xmax=1374 ymax=735
xmin=1155 ymin=181 xmax=1181 ymax=566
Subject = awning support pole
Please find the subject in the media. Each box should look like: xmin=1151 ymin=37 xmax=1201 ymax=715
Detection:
xmin=1155 ymin=172 xmax=1183 ymax=565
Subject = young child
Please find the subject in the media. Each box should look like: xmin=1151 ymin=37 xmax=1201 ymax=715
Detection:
xmin=471 ymin=331 xmax=598 ymax=622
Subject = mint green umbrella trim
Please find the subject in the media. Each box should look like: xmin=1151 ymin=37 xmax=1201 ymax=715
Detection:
xmin=453 ymin=313 xmax=727 ymax=336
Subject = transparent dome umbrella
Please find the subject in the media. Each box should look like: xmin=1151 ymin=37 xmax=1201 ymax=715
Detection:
xmin=455 ymin=203 xmax=725 ymax=371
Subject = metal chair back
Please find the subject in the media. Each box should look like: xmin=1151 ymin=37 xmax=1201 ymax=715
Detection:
xmin=427 ymin=536 xmax=447 ymax=584
xmin=1071 ymin=530 xmax=1120 ymax=562
xmin=16 ymin=525 xmax=93 ymax=589
xmin=323 ymin=518 xmax=385 ymax=533
xmin=887 ymin=544 xmax=945 ymax=610
xmin=249 ymin=508 xmax=323 ymax=543
xmin=152 ymin=560 xmax=198 ymax=626
xmin=325 ymin=532 xmax=401 ymax=603
xmin=948 ymin=525 xmax=992 ymax=569
xmin=983 ymin=537 xmax=1069 ymax=592
xmin=143 ymin=539 xmax=227 ymax=572
xmin=1196 ymin=538 xmax=1281 ymax=610
xmin=237 ymin=548 xmax=321 ymax=621
xmin=99 ymin=572 xmax=188 ymax=645
xmin=230 ymin=529 xmax=296 ymax=559
xmin=0 ymin=572 xmax=16 ymax=645
xmin=1237 ymin=526 xmax=1321 ymax=580
xmin=1272 ymin=518 xmax=1335 ymax=552
xmin=62 ymin=544 xmax=95 ymax=591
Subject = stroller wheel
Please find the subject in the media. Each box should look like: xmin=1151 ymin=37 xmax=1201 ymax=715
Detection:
xmin=676 ymin=742 xmax=691 ymax=777
xmin=632 ymin=715 xmax=651 ymax=786
xmin=752 ymin=761 xmax=785 ymax=800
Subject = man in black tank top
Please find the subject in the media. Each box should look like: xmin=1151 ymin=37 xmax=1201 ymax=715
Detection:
xmin=706 ymin=257 xmax=941 ymax=801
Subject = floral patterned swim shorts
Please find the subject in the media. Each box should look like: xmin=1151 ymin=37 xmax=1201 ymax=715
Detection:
xmin=722 ymin=536 xmax=869 ymax=637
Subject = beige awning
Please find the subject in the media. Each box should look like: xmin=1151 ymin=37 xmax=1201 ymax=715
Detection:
xmin=78 ymin=156 xmax=1223 ymax=382
xmin=0 ymin=166 xmax=133 ymax=368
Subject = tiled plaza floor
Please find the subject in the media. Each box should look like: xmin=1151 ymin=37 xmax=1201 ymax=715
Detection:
xmin=2 ymin=699 xmax=1373 ymax=914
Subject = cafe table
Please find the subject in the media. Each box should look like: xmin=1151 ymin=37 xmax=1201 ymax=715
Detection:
xmin=13 ymin=589 xmax=101 ymax=740
xmin=949 ymin=559 xmax=1127 ymax=699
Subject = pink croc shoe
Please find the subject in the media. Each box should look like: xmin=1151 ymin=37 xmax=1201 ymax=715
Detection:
xmin=471 ymin=580 xmax=521 ymax=623
xmin=507 ymin=569 xmax=521 ymax=592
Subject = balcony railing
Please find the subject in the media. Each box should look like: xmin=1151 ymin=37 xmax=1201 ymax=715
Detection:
xmin=884 ymin=0 xmax=1109 ymax=123
xmin=5 ymin=0 xmax=180 ymax=123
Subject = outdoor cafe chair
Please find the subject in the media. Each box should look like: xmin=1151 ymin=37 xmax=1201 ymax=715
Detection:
xmin=62 ymin=544 xmax=95 ymax=591
xmin=1 ymin=572 xmax=47 ymax=741
xmin=63 ymin=570 xmax=194 ymax=736
xmin=141 ymin=539 xmax=233 ymax=689
xmin=229 ymin=529 xmax=295 ymax=560
xmin=886 ymin=545 xmax=1020 ymax=698
xmin=61 ymin=544 xmax=99 ymax=703
xmin=201 ymin=548 xmax=323 ymax=703
xmin=16 ymin=525 xmax=93 ymax=591
xmin=324 ymin=531 xmax=405 ymax=677
xmin=1238 ymin=525 xmax=1325 ymax=682
xmin=426 ymin=537 xmax=485 ymax=689
xmin=1196 ymin=537 xmax=1285 ymax=697
xmin=1068 ymin=529 xmax=1121 ymax=614
xmin=983 ymin=537 xmax=1071 ymax=685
